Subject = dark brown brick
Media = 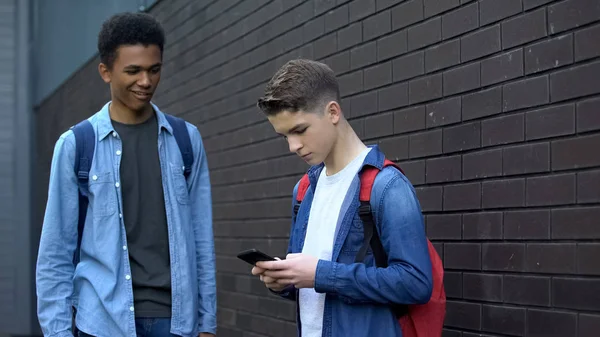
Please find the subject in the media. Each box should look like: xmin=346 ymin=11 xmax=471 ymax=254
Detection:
xmin=503 ymin=142 xmax=550 ymax=176
xmin=481 ymin=48 xmax=524 ymax=86
xmin=445 ymin=243 xmax=482 ymax=270
xmin=378 ymin=82 xmax=409 ymax=111
xmin=324 ymin=4 xmax=349 ymax=33
xmin=376 ymin=29 xmax=407 ymax=61
xmin=348 ymin=91 xmax=378 ymax=117
xmin=443 ymin=62 xmax=481 ymax=96
xmin=444 ymin=182 xmax=481 ymax=211
xmin=426 ymin=155 xmax=462 ymax=183
xmin=443 ymin=330 xmax=462 ymax=337
xmin=363 ymin=61 xmax=392 ymax=90
xmin=349 ymin=0 xmax=376 ymax=22
xmin=550 ymin=60 xmax=600 ymax=103
xmin=523 ymin=0 xmax=552 ymax=10
xmin=527 ymin=309 xmax=577 ymax=337
xmin=339 ymin=70 xmax=363 ymax=96
xmin=547 ymin=0 xmax=600 ymax=34
xmin=482 ymin=305 xmax=525 ymax=336
xmin=552 ymin=207 xmax=600 ymax=239
xmin=444 ymin=271 xmax=464 ymax=298
xmin=526 ymin=173 xmax=576 ymax=206
xmin=362 ymin=9 xmax=391 ymax=41
xmin=338 ymin=22 xmax=363 ymax=50
xmin=552 ymin=277 xmax=600 ymax=311
xmin=578 ymin=170 xmax=600 ymax=204
xmin=463 ymin=212 xmax=503 ymax=240
xmin=482 ymin=113 xmax=524 ymax=147
xmin=503 ymin=275 xmax=551 ymax=306
xmin=426 ymin=97 xmax=461 ymax=128
xmin=416 ymin=186 xmax=443 ymax=211
xmin=502 ymin=8 xmax=547 ymax=49
xmin=551 ymin=134 xmax=600 ymax=171
xmin=525 ymin=103 xmax=575 ymax=140
xmin=392 ymin=51 xmax=425 ymax=82
xmin=445 ymin=301 xmax=482 ymax=330
xmin=392 ymin=0 xmax=424 ymax=30
xmin=482 ymin=243 xmax=526 ymax=272
xmin=462 ymin=148 xmax=503 ymax=180
xmin=409 ymin=130 xmax=442 ymax=158
xmin=409 ymin=73 xmax=443 ymax=104
xmin=580 ymin=314 xmax=600 ymax=337
xmin=577 ymin=97 xmax=600 ymax=133
xmin=399 ymin=159 xmax=425 ymax=185
xmin=525 ymin=33 xmax=574 ymax=74
xmin=443 ymin=121 xmax=481 ymax=153
xmin=350 ymin=41 xmax=377 ymax=69
xmin=364 ymin=112 xmax=393 ymax=138
xmin=575 ymin=23 xmax=600 ymax=61
xmin=577 ymin=243 xmax=600 ymax=276
xmin=378 ymin=135 xmax=409 ymax=161
xmin=461 ymin=25 xmax=501 ymax=62
xmin=427 ymin=214 xmax=462 ymax=240
xmin=461 ymin=86 xmax=502 ymax=121
xmin=504 ymin=210 xmax=551 ymax=240
xmin=482 ymin=178 xmax=526 ymax=208
xmin=407 ymin=17 xmax=442 ymax=51
xmin=526 ymin=243 xmax=576 ymax=274
xmin=441 ymin=2 xmax=479 ymax=39
xmin=424 ymin=0 xmax=460 ymax=18
xmin=479 ymin=0 xmax=522 ymax=25
xmin=394 ymin=105 xmax=426 ymax=134
xmin=463 ymin=274 xmax=503 ymax=302
xmin=502 ymin=75 xmax=549 ymax=112
xmin=425 ymin=39 xmax=461 ymax=72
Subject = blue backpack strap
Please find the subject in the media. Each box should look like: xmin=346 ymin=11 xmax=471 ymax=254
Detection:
xmin=165 ymin=114 xmax=193 ymax=179
xmin=71 ymin=119 xmax=95 ymax=265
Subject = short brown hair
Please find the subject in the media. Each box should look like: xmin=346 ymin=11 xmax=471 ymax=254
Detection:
xmin=257 ymin=59 xmax=340 ymax=116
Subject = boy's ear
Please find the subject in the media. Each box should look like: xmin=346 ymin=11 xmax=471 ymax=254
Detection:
xmin=98 ymin=63 xmax=111 ymax=84
xmin=326 ymin=101 xmax=342 ymax=124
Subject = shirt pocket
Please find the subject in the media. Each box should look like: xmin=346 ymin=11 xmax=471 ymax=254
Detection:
xmin=87 ymin=171 xmax=117 ymax=218
xmin=170 ymin=163 xmax=190 ymax=204
xmin=341 ymin=217 xmax=365 ymax=253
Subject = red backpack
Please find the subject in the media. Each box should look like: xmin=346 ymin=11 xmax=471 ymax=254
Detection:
xmin=295 ymin=159 xmax=446 ymax=337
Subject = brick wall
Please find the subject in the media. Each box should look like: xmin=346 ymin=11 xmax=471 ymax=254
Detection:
xmin=34 ymin=0 xmax=600 ymax=336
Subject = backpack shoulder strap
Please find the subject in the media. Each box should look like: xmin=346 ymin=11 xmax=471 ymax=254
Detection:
xmin=293 ymin=174 xmax=310 ymax=218
xmin=355 ymin=159 xmax=402 ymax=267
xmin=165 ymin=114 xmax=194 ymax=179
xmin=71 ymin=119 xmax=95 ymax=265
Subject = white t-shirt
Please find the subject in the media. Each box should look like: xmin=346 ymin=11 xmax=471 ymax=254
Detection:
xmin=299 ymin=147 xmax=372 ymax=337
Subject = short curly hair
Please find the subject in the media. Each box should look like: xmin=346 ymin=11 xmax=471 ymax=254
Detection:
xmin=97 ymin=12 xmax=165 ymax=68
xmin=257 ymin=59 xmax=340 ymax=116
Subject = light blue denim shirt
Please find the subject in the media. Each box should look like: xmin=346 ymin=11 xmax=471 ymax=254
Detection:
xmin=275 ymin=145 xmax=433 ymax=337
xmin=36 ymin=102 xmax=217 ymax=337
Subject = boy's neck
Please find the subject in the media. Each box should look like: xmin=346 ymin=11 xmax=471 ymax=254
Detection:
xmin=109 ymin=100 xmax=153 ymax=125
xmin=323 ymin=120 xmax=367 ymax=176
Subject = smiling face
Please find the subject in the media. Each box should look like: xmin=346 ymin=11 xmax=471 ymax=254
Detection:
xmin=268 ymin=102 xmax=340 ymax=166
xmin=98 ymin=44 xmax=162 ymax=113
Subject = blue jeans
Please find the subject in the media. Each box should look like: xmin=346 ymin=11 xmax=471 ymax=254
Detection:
xmin=78 ymin=318 xmax=180 ymax=337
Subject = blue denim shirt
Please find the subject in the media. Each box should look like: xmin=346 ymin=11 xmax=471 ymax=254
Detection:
xmin=36 ymin=102 xmax=217 ymax=337
xmin=276 ymin=145 xmax=433 ymax=337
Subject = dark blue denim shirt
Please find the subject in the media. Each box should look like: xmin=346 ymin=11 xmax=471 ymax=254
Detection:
xmin=276 ymin=145 xmax=433 ymax=337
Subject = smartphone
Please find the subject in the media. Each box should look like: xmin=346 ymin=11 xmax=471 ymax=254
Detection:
xmin=237 ymin=248 xmax=277 ymax=266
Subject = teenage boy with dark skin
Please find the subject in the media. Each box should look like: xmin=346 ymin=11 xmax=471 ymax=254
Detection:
xmin=36 ymin=12 xmax=216 ymax=337
xmin=251 ymin=59 xmax=433 ymax=336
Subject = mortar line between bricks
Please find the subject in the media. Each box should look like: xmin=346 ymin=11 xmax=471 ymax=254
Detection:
xmin=163 ymin=3 xmax=600 ymax=118
xmin=445 ymin=296 xmax=600 ymax=315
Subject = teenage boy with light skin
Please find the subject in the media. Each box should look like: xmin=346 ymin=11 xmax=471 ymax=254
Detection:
xmin=250 ymin=59 xmax=433 ymax=337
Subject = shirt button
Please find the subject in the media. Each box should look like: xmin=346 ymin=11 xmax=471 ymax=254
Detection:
xmin=129 ymin=306 xmax=134 ymax=312
xmin=116 ymin=150 xmax=122 ymax=156
xmin=122 ymin=245 xmax=127 ymax=250
xmin=125 ymin=275 xmax=131 ymax=280
xmin=112 ymin=132 xmax=117 ymax=138
xmin=92 ymin=175 xmax=98 ymax=181
xmin=119 ymin=213 xmax=123 ymax=218
xmin=115 ymin=182 xmax=120 ymax=188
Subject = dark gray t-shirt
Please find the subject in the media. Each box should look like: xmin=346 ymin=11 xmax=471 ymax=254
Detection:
xmin=112 ymin=113 xmax=171 ymax=318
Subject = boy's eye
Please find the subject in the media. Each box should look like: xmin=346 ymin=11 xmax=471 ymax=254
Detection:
xmin=295 ymin=128 xmax=307 ymax=134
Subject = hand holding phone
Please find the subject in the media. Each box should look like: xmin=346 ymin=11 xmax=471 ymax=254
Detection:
xmin=237 ymin=248 xmax=276 ymax=266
